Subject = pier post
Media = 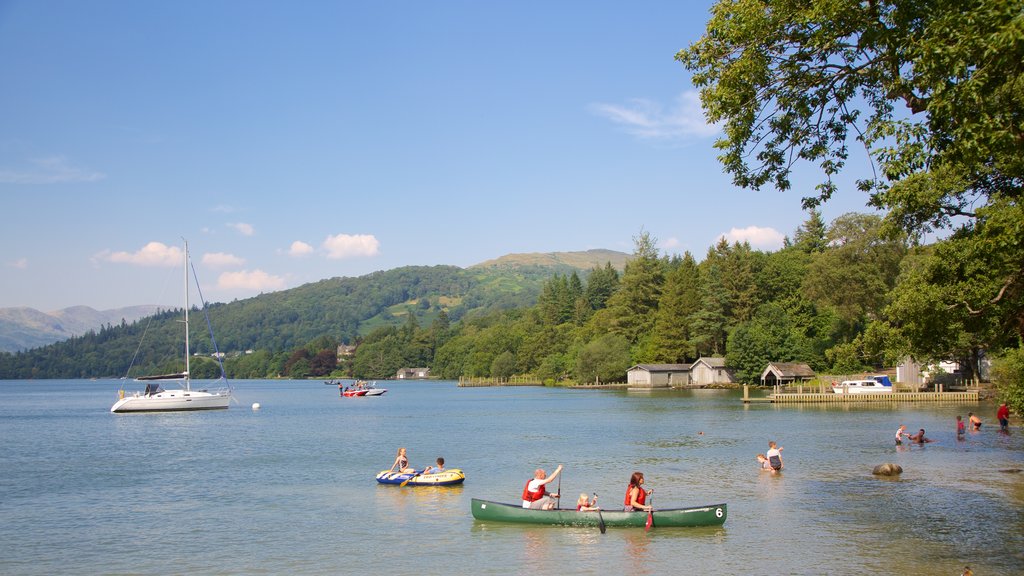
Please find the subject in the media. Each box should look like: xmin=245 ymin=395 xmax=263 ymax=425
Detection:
xmin=743 ymin=384 xmax=749 ymax=402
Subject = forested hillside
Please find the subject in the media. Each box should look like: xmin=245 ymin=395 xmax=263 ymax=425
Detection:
xmin=343 ymin=212 xmax=1017 ymax=397
xmin=0 ymin=260 xmax=613 ymax=379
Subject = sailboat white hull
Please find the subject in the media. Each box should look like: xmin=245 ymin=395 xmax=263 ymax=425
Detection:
xmin=111 ymin=387 xmax=231 ymax=413
xmin=111 ymin=240 xmax=233 ymax=414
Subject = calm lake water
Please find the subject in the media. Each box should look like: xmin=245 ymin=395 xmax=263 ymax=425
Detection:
xmin=1 ymin=379 xmax=1022 ymax=575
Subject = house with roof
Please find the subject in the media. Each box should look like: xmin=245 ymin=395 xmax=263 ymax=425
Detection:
xmin=760 ymin=362 xmax=815 ymax=386
xmin=689 ymin=357 xmax=735 ymax=386
xmin=396 ymin=367 xmax=431 ymax=380
xmin=626 ymin=364 xmax=692 ymax=388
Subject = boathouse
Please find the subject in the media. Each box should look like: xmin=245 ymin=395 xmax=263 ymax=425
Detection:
xmin=689 ymin=357 xmax=735 ymax=386
xmin=760 ymin=362 xmax=815 ymax=386
xmin=396 ymin=367 xmax=430 ymax=380
xmin=626 ymin=364 xmax=692 ymax=388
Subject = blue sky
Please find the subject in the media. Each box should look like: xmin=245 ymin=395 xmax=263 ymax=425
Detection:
xmin=1 ymin=0 xmax=877 ymax=311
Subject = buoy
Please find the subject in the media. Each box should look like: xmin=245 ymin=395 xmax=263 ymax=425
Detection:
xmin=252 ymin=403 xmax=261 ymax=410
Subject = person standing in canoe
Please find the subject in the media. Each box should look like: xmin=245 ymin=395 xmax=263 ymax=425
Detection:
xmin=624 ymin=471 xmax=653 ymax=512
xmin=521 ymin=464 xmax=563 ymax=510
xmin=388 ymin=447 xmax=415 ymax=474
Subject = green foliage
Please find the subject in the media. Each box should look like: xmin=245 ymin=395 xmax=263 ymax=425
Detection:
xmin=679 ymin=0 xmax=1023 ymax=375
xmin=490 ymin=351 xmax=516 ymax=380
xmin=991 ymin=347 xmax=1024 ymax=415
xmin=604 ymin=232 xmax=665 ymax=343
xmin=575 ymin=334 xmax=632 ymax=384
xmin=650 ymin=253 xmax=700 ymax=362
xmin=726 ymin=303 xmax=817 ymax=383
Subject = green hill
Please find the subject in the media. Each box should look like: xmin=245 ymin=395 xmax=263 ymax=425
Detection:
xmin=0 ymin=251 xmax=627 ymax=379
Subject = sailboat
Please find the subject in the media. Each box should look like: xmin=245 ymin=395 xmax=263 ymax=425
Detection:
xmin=111 ymin=241 xmax=231 ymax=413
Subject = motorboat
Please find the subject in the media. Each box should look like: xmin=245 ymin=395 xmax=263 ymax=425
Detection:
xmin=831 ymin=376 xmax=893 ymax=394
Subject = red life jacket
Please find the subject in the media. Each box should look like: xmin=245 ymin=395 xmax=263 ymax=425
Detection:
xmin=624 ymin=484 xmax=646 ymax=507
xmin=522 ymin=479 xmax=546 ymax=502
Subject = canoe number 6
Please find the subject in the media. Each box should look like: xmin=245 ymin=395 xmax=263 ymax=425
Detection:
xmin=715 ymin=508 xmax=723 ymax=518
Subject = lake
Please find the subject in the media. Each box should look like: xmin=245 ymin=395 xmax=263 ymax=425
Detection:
xmin=1 ymin=379 xmax=1021 ymax=575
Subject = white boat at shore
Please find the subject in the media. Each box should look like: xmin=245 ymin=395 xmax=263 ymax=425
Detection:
xmin=111 ymin=241 xmax=231 ymax=413
xmin=831 ymin=376 xmax=893 ymax=394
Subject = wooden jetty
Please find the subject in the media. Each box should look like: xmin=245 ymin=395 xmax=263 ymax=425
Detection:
xmin=458 ymin=376 xmax=542 ymax=387
xmin=743 ymin=384 xmax=978 ymax=404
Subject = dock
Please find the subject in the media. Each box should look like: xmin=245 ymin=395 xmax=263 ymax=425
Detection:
xmin=458 ymin=376 xmax=542 ymax=387
xmin=743 ymin=384 xmax=979 ymax=404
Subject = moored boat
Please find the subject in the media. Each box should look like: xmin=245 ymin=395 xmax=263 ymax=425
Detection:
xmin=376 ymin=469 xmax=466 ymax=486
xmin=832 ymin=375 xmax=893 ymax=394
xmin=111 ymin=240 xmax=231 ymax=413
xmin=470 ymin=498 xmax=726 ymax=528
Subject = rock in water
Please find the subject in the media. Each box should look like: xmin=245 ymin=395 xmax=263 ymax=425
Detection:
xmin=872 ymin=463 xmax=903 ymax=476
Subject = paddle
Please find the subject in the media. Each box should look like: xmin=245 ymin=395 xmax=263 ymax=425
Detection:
xmin=645 ymin=492 xmax=654 ymax=531
xmin=594 ymin=493 xmax=606 ymax=534
xmin=399 ymin=471 xmax=420 ymax=487
xmin=555 ymin=473 xmax=561 ymax=510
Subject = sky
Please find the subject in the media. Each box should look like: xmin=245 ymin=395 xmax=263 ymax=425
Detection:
xmin=0 ymin=0 xmax=879 ymax=312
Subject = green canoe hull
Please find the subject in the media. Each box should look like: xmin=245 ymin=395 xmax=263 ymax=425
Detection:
xmin=470 ymin=498 xmax=727 ymax=528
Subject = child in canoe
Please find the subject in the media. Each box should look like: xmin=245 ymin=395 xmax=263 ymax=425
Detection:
xmin=576 ymin=493 xmax=600 ymax=511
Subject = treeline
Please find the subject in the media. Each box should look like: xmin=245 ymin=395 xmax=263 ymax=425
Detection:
xmin=0 ymin=265 xmax=541 ymax=379
xmin=3 ymin=211 xmax=1015 ymax=388
xmin=336 ymin=211 xmax=919 ymax=384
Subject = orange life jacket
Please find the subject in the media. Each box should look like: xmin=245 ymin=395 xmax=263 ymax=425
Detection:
xmin=522 ymin=479 xmax=546 ymax=502
xmin=624 ymin=484 xmax=646 ymax=507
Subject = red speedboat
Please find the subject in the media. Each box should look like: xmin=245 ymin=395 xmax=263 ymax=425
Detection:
xmin=342 ymin=388 xmax=368 ymax=397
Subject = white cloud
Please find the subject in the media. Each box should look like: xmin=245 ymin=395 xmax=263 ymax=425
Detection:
xmin=719 ymin=226 xmax=786 ymax=249
xmin=288 ymin=241 xmax=314 ymax=257
xmin=9 ymin=258 xmax=28 ymax=269
xmin=216 ymin=269 xmax=287 ymax=292
xmin=105 ymin=242 xmax=184 ymax=267
xmin=228 ymin=222 xmax=255 ymax=236
xmin=0 ymin=156 xmax=105 ymax=184
xmin=589 ymin=91 xmax=719 ymax=140
xmin=202 ymin=252 xmax=245 ymax=269
xmin=322 ymin=234 xmax=380 ymax=259
xmin=660 ymin=237 xmax=682 ymax=250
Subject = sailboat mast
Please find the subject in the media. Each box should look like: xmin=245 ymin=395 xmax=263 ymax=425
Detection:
xmin=184 ymin=240 xmax=191 ymax=390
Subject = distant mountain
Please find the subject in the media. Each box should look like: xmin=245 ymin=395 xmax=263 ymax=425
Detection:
xmin=0 ymin=305 xmax=164 ymax=353
xmin=471 ymin=249 xmax=630 ymax=271
xmin=0 ymin=249 xmax=630 ymax=364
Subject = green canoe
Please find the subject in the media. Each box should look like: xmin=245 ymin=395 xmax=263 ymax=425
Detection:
xmin=470 ymin=498 xmax=727 ymax=528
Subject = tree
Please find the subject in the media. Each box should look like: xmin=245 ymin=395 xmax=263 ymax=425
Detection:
xmin=679 ymin=0 xmax=1024 ymax=360
xmin=726 ymin=303 xmax=814 ymax=383
xmin=576 ymin=334 xmax=632 ymax=384
xmin=491 ymin=351 xmax=516 ymax=380
xmin=802 ymin=213 xmax=909 ymax=333
xmin=604 ymin=231 xmax=665 ymax=343
xmin=584 ymin=263 xmax=620 ymax=311
xmin=991 ymin=347 xmax=1024 ymax=416
xmin=650 ymin=252 xmax=700 ymax=362
xmin=792 ymin=209 xmax=827 ymax=254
